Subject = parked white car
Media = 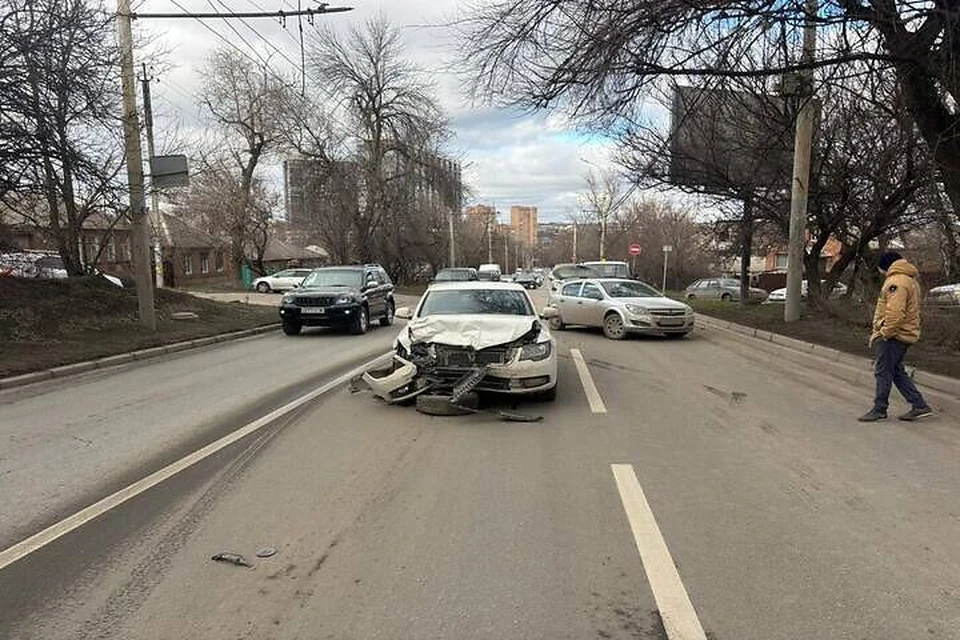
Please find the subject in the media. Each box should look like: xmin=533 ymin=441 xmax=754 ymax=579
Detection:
xmin=764 ymin=280 xmax=847 ymax=303
xmin=926 ymin=282 xmax=960 ymax=306
xmin=252 ymin=268 xmax=313 ymax=293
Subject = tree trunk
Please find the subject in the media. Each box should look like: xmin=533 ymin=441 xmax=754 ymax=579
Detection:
xmin=739 ymin=195 xmax=753 ymax=305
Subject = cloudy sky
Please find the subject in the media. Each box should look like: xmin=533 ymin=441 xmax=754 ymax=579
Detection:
xmin=135 ymin=0 xmax=628 ymax=223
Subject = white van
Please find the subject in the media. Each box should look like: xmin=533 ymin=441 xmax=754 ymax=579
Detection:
xmin=477 ymin=263 xmax=502 ymax=281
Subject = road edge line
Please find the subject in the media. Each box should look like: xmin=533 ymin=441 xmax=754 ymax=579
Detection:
xmin=611 ymin=463 xmax=708 ymax=640
xmin=0 ymin=351 xmax=390 ymax=572
xmin=570 ymin=348 xmax=607 ymax=414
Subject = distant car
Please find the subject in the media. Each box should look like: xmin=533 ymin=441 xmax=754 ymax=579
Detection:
xmin=547 ymin=263 xmax=602 ymax=292
xmin=926 ymin=283 xmax=960 ymax=306
xmin=0 ymin=251 xmax=68 ymax=279
xmin=545 ymin=278 xmax=694 ymax=339
xmin=764 ymin=280 xmax=847 ymax=303
xmin=477 ymin=263 xmax=502 ymax=281
xmin=433 ymin=267 xmax=478 ymax=283
xmin=278 ymin=264 xmax=394 ymax=335
xmin=582 ymin=260 xmax=631 ymax=279
xmin=513 ymin=271 xmax=539 ymax=289
xmin=685 ymin=278 xmax=768 ymax=302
xmin=253 ymin=268 xmax=313 ymax=293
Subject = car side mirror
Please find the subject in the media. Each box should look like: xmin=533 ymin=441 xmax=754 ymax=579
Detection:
xmin=291 ymin=283 xmax=300 ymax=289
xmin=540 ymin=306 xmax=559 ymax=320
xmin=395 ymin=307 xmax=414 ymax=320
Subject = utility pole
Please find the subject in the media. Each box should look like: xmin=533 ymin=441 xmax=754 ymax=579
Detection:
xmin=503 ymin=233 xmax=509 ymax=272
xmin=572 ymin=222 xmax=578 ymax=263
xmin=785 ymin=0 xmax=817 ymax=322
xmin=487 ymin=210 xmax=494 ymax=264
xmin=140 ymin=63 xmax=163 ymax=290
xmin=448 ymin=209 xmax=457 ymax=267
xmin=117 ymin=0 xmax=156 ymax=330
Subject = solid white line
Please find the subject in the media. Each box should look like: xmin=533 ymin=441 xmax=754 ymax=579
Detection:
xmin=0 ymin=352 xmax=392 ymax=572
xmin=570 ymin=348 xmax=607 ymax=414
xmin=611 ymin=464 xmax=707 ymax=640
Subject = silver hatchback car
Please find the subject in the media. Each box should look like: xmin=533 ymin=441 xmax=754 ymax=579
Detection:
xmin=545 ymin=278 xmax=695 ymax=339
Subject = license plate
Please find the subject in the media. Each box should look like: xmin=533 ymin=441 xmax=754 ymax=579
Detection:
xmin=301 ymin=307 xmax=326 ymax=314
xmin=659 ymin=318 xmax=684 ymax=326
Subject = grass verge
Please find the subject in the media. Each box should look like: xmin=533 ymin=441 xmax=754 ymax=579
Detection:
xmin=686 ymin=298 xmax=960 ymax=379
xmin=0 ymin=277 xmax=278 ymax=378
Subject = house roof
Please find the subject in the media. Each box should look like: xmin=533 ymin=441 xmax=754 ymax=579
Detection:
xmin=152 ymin=212 xmax=220 ymax=250
xmin=256 ymin=237 xmax=328 ymax=262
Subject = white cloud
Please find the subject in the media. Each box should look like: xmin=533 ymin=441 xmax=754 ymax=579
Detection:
xmin=137 ymin=0 xmax=623 ymax=222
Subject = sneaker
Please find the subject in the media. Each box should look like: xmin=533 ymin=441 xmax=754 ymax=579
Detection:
xmin=858 ymin=409 xmax=887 ymax=422
xmin=899 ymin=407 xmax=934 ymax=421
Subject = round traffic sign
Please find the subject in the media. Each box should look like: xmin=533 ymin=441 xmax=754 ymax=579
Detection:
xmin=628 ymin=244 xmax=642 ymax=256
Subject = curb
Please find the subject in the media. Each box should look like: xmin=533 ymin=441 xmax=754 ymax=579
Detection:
xmin=695 ymin=314 xmax=960 ymax=409
xmin=0 ymin=324 xmax=281 ymax=392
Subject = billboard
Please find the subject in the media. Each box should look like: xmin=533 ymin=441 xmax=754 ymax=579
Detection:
xmin=668 ymin=86 xmax=798 ymax=194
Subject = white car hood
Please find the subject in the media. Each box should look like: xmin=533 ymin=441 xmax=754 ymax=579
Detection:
xmin=404 ymin=314 xmax=544 ymax=350
xmin=620 ymin=296 xmax=688 ymax=310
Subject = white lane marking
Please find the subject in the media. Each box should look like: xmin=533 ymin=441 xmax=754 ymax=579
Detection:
xmin=570 ymin=348 xmax=607 ymax=414
xmin=611 ymin=464 xmax=707 ymax=640
xmin=0 ymin=353 xmax=392 ymax=572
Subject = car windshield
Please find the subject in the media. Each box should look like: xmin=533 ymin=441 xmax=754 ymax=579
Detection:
xmin=418 ymin=289 xmax=534 ymax=316
xmin=600 ymin=280 xmax=661 ymax=298
xmin=435 ymin=269 xmax=476 ymax=281
xmin=300 ymin=269 xmax=363 ymax=288
xmin=586 ymin=263 xmax=630 ymax=278
xmin=553 ymin=265 xmax=601 ymax=280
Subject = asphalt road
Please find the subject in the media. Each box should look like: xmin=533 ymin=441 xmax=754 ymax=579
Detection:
xmin=2 ymin=288 xmax=960 ymax=639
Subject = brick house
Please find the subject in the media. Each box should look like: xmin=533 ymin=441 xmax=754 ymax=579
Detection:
xmin=153 ymin=212 xmax=233 ymax=287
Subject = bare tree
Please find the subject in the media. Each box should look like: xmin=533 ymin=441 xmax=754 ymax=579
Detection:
xmin=309 ymin=15 xmax=450 ymax=267
xmin=198 ymin=48 xmax=293 ymax=277
xmin=580 ymin=167 xmax=626 ymax=262
xmin=0 ymin=0 xmax=124 ymax=274
xmin=459 ymin=1 xmax=960 ymax=228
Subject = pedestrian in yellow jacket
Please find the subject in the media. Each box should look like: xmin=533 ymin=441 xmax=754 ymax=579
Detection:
xmin=859 ymin=252 xmax=933 ymax=422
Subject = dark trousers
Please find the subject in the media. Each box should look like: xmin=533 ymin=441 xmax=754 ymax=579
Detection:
xmin=873 ymin=338 xmax=929 ymax=413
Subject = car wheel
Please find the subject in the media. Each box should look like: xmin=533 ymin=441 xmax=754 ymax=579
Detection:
xmin=256 ymin=282 xmax=271 ymax=293
xmin=665 ymin=332 xmax=689 ymax=339
xmin=548 ymin=315 xmax=566 ymax=331
xmin=350 ymin=306 xmax=369 ymax=335
xmin=416 ymin=393 xmax=478 ymax=416
xmin=282 ymin=321 xmax=301 ymax=336
xmin=602 ymin=312 xmax=627 ymax=340
xmin=721 ymin=292 xmax=732 ymax=301
xmin=686 ymin=293 xmax=696 ymax=300
xmin=379 ymin=300 xmax=395 ymax=327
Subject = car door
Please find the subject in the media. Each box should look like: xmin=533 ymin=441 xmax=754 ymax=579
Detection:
xmin=578 ymin=282 xmax=606 ymax=327
xmin=556 ymin=282 xmax=583 ymax=323
xmin=705 ymin=279 xmax=721 ymax=299
xmin=276 ymin=270 xmax=300 ymax=290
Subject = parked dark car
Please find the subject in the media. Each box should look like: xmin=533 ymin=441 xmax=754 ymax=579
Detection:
xmin=513 ymin=271 xmax=539 ymax=289
xmin=278 ymin=264 xmax=395 ymax=335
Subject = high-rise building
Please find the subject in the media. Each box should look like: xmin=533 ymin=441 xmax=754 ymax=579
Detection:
xmin=510 ymin=205 xmax=538 ymax=247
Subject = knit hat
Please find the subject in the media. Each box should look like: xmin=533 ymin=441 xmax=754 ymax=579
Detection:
xmin=877 ymin=251 xmax=903 ymax=272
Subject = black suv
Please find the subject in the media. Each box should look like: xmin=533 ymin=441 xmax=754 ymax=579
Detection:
xmin=278 ymin=264 xmax=395 ymax=336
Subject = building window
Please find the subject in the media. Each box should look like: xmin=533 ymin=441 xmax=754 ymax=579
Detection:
xmin=117 ymin=238 xmax=131 ymax=262
xmin=200 ymin=252 xmax=210 ymax=274
xmin=183 ymin=254 xmax=194 ymax=276
xmin=104 ymin=238 xmax=116 ymax=262
xmin=775 ymin=253 xmax=789 ymax=270
xmin=215 ymin=251 xmax=225 ymax=272
xmin=83 ymin=237 xmax=100 ymax=264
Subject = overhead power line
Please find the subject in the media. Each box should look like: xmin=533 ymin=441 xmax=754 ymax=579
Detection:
xmin=130 ymin=6 xmax=352 ymax=20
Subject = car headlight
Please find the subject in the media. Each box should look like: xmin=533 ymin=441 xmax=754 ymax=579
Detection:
xmin=684 ymin=305 xmax=693 ymax=316
xmin=625 ymin=304 xmax=650 ymax=317
xmin=282 ymin=295 xmax=295 ymax=305
xmin=519 ymin=341 xmax=552 ymax=362
xmin=334 ymin=295 xmax=354 ymax=305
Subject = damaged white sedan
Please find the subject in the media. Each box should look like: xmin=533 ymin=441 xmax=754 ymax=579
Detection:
xmin=363 ymin=282 xmax=558 ymax=413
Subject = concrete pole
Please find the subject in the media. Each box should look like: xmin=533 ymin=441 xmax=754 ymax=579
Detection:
xmin=662 ymin=248 xmax=669 ymax=292
xmin=572 ymin=222 xmax=578 ymax=263
xmin=141 ymin=64 xmax=164 ymax=289
xmin=785 ymin=0 xmax=817 ymax=323
xmin=117 ymin=0 xmax=156 ymax=329
xmin=448 ymin=209 xmax=456 ymax=268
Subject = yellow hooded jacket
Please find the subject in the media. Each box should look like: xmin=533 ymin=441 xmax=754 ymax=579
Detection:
xmin=872 ymin=258 xmax=921 ymax=344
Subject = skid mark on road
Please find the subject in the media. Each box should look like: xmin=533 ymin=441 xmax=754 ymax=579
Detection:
xmin=571 ymin=348 xmax=608 ymax=414
xmin=611 ymin=464 xmax=707 ymax=640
